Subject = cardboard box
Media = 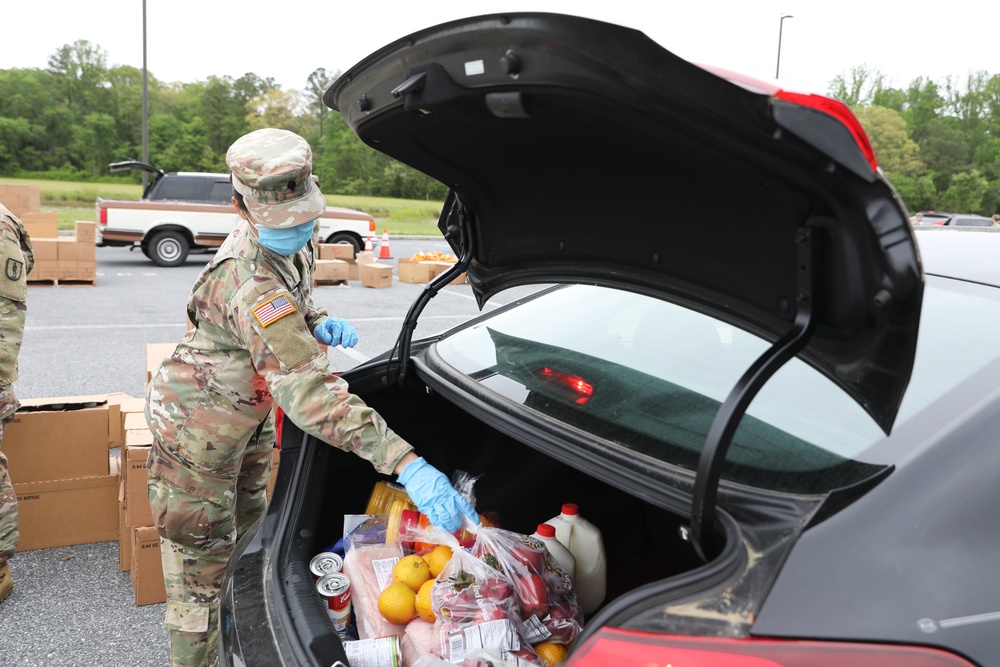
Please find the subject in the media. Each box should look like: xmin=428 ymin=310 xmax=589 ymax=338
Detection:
xmin=131 ymin=525 xmax=166 ymax=605
xmin=318 ymin=243 xmax=357 ymax=262
xmin=27 ymin=259 xmax=58 ymax=282
xmin=0 ymin=185 xmax=41 ymax=217
xmin=75 ymin=220 xmax=96 ymax=243
xmin=424 ymin=260 xmax=467 ymax=285
xmin=314 ymin=259 xmax=349 ymax=283
xmin=106 ymin=393 xmax=144 ymax=448
xmin=21 ymin=211 xmax=59 ymax=240
xmin=124 ymin=444 xmax=152 ymax=528
xmin=4 ymin=397 xmax=112 ymax=483
xmin=361 ymin=262 xmax=393 ymax=288
xmin=57 ymin=238 xmax=90 ymax=261
xmin=397 ymin=258 xmax=436 ymax=284
xmin=28 ymin=238 xmax=58 ymax=261
xmin=119 ymin=480 xmax=131 ymax=571
xmin=13 ymin=473 xmax=118 ymax=551
xmin=125 ymin=429 xmax=154 ymax=448
xmin=146 ymin=342 xmax=176 ymax=383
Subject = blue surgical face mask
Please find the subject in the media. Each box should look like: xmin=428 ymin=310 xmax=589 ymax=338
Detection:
xmin=256 ymin=221 xmax=315 ymax=256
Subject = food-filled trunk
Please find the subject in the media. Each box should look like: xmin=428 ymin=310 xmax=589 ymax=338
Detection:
xmin=282 ymin=368 xmax=713 ymax=658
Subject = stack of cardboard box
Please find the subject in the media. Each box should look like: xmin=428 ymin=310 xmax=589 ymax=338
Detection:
xmin=0 ymin=183 xmax=41 ymax=217
xmin=315 ymin=242 xmax=391 ymax=288
xmin=6 ymin=395 xmax=120 ymax=552
xmin=56 ymin=221 xmax=97 ymax=284
xmin=315 ymin=242 xmax=353 ymax=284
xmin=0 ymin=183 xmax=97 ymax=285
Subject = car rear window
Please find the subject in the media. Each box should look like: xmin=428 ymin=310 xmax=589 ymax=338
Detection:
xmin=433 ymin=281 xmax=1000 ymax=494
xmin=151 ymin=176 xmax=206 ymax=201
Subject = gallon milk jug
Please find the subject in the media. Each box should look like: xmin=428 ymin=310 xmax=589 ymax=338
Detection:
xmin=531 ymin=523 xmax=577 ymax=583
xmin=545 ymin=503 xmax=606 ymax=614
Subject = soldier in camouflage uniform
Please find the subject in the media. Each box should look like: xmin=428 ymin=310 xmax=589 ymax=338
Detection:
xmin=0 ymin=201 xmax=34 ymax=605
xmin=145 ymin=128 xmax=477 ymax=667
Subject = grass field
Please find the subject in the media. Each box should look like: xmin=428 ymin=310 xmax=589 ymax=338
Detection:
xmin=0 ymin=177 xmax=444 ymax=235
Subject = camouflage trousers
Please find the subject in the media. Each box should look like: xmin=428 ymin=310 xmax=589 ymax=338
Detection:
xmin=148 ymin=411 xmax=275 ymax=667
xmin=0 ymin=419 xmax=17 ymax=565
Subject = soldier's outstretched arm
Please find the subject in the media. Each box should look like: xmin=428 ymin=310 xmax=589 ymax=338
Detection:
xmin=230 ymin=279 xmax=413 ymax=476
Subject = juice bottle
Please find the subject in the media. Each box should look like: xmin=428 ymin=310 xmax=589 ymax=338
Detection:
xmin=545 ymin=503 xmax=606 ymax=615
xmin=531 ymin=523 xmax=576 ymax=583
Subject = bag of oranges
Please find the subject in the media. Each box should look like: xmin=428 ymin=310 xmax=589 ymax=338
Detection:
xmin=402 ymin=523 xmax=540 ymax=667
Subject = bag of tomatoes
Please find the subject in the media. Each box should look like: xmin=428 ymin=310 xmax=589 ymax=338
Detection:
xmin=472 ymin=526 xmax=584 ymax=646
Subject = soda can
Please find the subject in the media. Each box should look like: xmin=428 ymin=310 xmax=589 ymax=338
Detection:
xmin=316 ymin=572 xmax=352 ymax=632
xmin=309 ymin=551 xmax=343 ymax=579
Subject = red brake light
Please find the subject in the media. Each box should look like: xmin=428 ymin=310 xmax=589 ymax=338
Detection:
xmin=99 ymin=207 xmax=107 ymax=225
xmin=567 ymin=628 xmax=978 ymax=667
xmin=538 ymin=367 xmax=594 ymax=405
xmin=773 ymin=90 xmax=878 ymax=173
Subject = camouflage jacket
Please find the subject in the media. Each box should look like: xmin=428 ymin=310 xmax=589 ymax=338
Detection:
xmin=0 ymin=203 xmax=33 ymax=420
xmin=145 ymin=220 xmax=412 ymax=477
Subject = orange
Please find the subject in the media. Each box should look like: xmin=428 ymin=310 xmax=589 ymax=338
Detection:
xmin=415 ymin=579 xmax=436 ymax=622
xmin=392 ymin=554 xmax=432 ymax=591
xmin=426 ymin=545 xmax=453 ymax=577
xmin=378 ymin=582 xmax=416 ymax=624
xmin=534 ymin=642 xmax=569 ymax=667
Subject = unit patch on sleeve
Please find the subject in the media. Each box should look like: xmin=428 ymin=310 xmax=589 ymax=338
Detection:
xmin=5 ymin=258 xmax=23 ymax=281
xmin=253 ymin=294 xmax=296 ymax=327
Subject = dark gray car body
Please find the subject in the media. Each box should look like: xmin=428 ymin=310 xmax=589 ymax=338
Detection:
xmin=220 ymin=13 xmax=998 ymax=667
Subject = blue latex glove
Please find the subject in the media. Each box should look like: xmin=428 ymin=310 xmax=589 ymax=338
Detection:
xmin=397 ymin=457 xmax=479 ymax=534
xmin=314 ymin=318 xmax=358 ymax=348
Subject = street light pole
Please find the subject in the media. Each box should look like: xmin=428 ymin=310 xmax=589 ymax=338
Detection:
xmin=142 ymin=0 xmax=149 ymax=190
xmin=776 ymin=14 xmax=793 ymax=79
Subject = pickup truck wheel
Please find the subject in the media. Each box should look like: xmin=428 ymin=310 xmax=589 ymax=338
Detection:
xmin=148 ymin=231 xmax=190 ymax=267
xmin=325 ymin=233 xmax=361 ymax=254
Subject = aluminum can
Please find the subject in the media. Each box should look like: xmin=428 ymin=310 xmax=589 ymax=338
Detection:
xmin=343 ymin=636 xmax=401 ymax=667
xmin=316 ymin=572 xmax=352 ymax=632
xmin=309 ymin=551 xmax=343 ymax=579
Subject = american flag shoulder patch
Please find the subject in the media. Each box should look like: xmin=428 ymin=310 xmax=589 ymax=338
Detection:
xmin=253 ymin=294 xmax=296 ymax=327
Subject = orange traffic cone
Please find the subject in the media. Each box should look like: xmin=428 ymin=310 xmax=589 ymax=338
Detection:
xmin=363 ymin=235 xmax=373 ymax=253
xmin=378 ymin=229 xmax=393 ymax=259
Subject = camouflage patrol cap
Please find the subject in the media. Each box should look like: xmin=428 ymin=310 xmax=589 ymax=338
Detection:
xmin=226 ymin=128 xmax=326 ymax=229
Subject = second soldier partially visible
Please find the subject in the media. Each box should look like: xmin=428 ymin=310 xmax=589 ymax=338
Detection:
xmin=145 ymin=128 xmax=477 ymax=667
xmin=0 ymin=200 xmax=34 ymax=605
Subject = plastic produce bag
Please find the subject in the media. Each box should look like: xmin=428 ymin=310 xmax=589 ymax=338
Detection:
xmin=341 ymin=514 xmax=409 ymax=640
xmin=472 ymin=526 xmax=584 ymax=645
xmin=402 ymin=523 xmax=540 ymax=667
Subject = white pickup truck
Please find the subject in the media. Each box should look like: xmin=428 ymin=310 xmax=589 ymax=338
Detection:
xmin=96 ymin=161 xmax=377 ymax=266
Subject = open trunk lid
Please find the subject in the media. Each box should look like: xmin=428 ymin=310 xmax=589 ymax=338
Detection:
xmin=324 ymin=12 xmax=923 ymax=557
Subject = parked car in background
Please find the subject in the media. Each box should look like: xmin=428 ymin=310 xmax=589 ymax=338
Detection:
xmin=943 ymin=213 xmax=994 ymax=227
xmin=221 ymin=12 xmax=995 ymax=667
xmin=96 ymin=161 xmax=376 ymax=266
xmin=910 ymin=210 xmax=951 ymax=225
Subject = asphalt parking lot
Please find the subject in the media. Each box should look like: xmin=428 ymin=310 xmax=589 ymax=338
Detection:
xmin=0 ymin=236 xmax=538 ymax=666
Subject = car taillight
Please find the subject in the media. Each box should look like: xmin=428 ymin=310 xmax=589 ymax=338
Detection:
xmin=538 ymin=367 xmax=594 ymax=405
xmin=773 ymin=90 xmax=878 ymax=173
xmin=99 ymin=207 xmax=107 ymax=225
xmin=567 ymin=628 xmax=978 ymax=667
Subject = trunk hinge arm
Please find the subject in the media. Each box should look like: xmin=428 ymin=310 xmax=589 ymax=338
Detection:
xmin=690 ymin=227 xmax=821 ymax=562
xmin=391 ymin=193 xmax=475 ymax=388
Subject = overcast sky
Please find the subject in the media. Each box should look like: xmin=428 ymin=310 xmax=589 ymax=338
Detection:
xmin=2 ymin=1 xmax=996 ymax=99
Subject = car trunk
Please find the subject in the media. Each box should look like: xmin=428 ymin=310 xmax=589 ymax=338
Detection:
xmin=314 ymin=380 xmax=701 ymax=596
xmin=273 ymin=353 xmax=773 ymax=667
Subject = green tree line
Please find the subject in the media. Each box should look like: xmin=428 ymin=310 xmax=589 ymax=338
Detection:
xmin=0 ymin=40 xmax=447 ymax=201
xmin=1 ymin=40 xmax=998 ymax=214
